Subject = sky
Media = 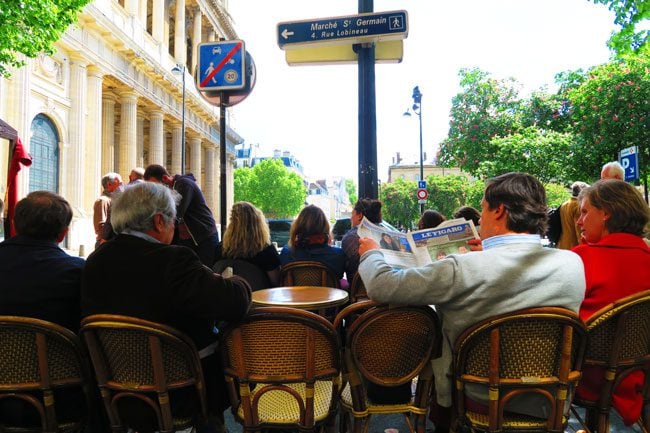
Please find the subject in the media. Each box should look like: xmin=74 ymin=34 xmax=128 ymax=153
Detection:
xmin=227 ymin=0 xmax=618 ymax=183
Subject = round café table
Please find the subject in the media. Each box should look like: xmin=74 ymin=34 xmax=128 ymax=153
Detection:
xmin=251 ymin=286 xmax=349 ymax=311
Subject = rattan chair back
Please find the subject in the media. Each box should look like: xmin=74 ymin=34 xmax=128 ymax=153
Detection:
xmin=280 ymin=260 xmax=341 ymax=288
xmin=571 ymin=290 xmax=650 ymax=433
xmin=349 ymin=273 xmax=368 ymax=303
xmin=220 ymin=307 xmax=341 ymax=432
xmin=0 ymin=315 xmax=93 ymax=433
xmin=453 ymin=307 xmax=587 ymax=433
xmin=80 ymin=314 xmax=207 ymax=433
xmin=333 ymin=301 xmax=442 ymax=433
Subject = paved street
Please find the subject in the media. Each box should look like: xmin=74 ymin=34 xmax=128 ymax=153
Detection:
xmin=224 ymin=406 xmax=640 ymax=433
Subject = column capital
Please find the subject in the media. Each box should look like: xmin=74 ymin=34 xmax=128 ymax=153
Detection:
xmin=102 ymin=93 xmax=118 ymax=103
xmin=119 ymin=91 xmax=139 ymax=102
xmin=86 ymin=65 xmax=105 ymax=79
xmin=68 ymin=53 xmax=89 ymax=67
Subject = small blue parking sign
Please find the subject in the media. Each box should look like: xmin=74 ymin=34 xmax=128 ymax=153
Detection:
xmin=198 ymin=40 xmax=245 ymax=91
xmin=418 ymin=180 xmax=426 ymax=189
xmin=619 ymin=146 xmax=639 ymax=182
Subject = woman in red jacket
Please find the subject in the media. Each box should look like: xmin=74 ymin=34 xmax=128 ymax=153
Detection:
xmin=572 ymin=179 xmax=650 ymax=427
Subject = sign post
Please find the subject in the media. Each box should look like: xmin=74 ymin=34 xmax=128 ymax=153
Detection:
xmin=619 ymin=146 xmax=639 ymax=182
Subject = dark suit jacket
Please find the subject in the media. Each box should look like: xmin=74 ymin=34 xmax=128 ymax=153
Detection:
xmin=0 ymin=235 xmax=85 ymax=331
xmin=81 ymin=234 xmax=251 ymax=349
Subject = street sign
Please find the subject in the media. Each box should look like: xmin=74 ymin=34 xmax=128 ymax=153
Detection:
xmin=418 ymin=180 xmax=426 ymax=189
xmin=619 ymin=146 xmax=639 ymax=182
xmin=197 ymin=40 xmax=246 ymax=91
xmin=285 ymin=40 xmax=403 ymax=65
xmin=277 ymin=10 xmax=408 ymax=49
xmin=417 ymin=188 xmax=428 ymax=200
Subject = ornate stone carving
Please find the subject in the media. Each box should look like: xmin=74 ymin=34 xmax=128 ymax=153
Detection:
xmin=36 ymin=54 xmax=63 ymax=84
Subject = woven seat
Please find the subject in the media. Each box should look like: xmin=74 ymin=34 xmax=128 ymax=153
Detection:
xmin=452 ymin=307 xmax=587 ymax=433
xmin=349 ymin=273 xmax=368 ymax=304
xmin=80 ymin=315 xmax=208 ymax=433
xmin=570 ymin=290 xmax=650 ymax=433
xmin=220 ymin=307 xmax=341 ymax=432
xmin=213 ymin=258 xmax=272 ymax=291
xmin=280 ymin=260 xmax=341 ymax=288
xmin=333 ymin=301 xmax=442 ymax=433
xmin=0 ymin=316 xmax=93 ymax=433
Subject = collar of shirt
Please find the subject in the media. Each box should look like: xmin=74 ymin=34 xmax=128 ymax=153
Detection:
xmin=483 ymin=233 xmax=541 ymax=250
xmin=121 ymin=229 xmax=161 ymax=244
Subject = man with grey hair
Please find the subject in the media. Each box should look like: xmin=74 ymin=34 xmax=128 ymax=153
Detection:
xmin=557 ymin=181 xmax=590 ymax=249
xmin=82 ymin=182 xmax=251 ymax=433
xmin=93 ymin=172 xmax=122 ymax=248
xmin=128 ymin=167 xmax=145 ymax=184
xmin=600 ymin=161 xmax=625 ymax=180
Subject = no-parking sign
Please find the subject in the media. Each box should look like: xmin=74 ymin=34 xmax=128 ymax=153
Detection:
xmin=417 ymin=188 xmax=428 ymax=200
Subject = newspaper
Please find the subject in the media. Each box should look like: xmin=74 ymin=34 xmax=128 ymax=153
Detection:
xmin=357 ymin=217 xmax=480 ymax=269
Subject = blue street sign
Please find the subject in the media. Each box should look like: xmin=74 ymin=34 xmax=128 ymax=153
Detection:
xmin=418 ymin=180 xmax=426 ymax=189
xmin=277 ymin=10 xmax=408 ymax=49
xmin=197 ymin=40 xmax=245 ymax=91
xmin=619 ymin=146 xmax=639 ymax=182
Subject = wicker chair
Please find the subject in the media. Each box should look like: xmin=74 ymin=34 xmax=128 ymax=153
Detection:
xmin=80 ymin=314 xmax=208 ymax=433
xmin=0 ymin=316 xmax=93 ymax=433
xmin=213 ymin=258 xmax=272 ymax=291
xmin=349 ymin=273 xmax=368 ymax=304
xmin=570 ymin=290 xmax=650 ymax=433
xmin=452 ymin=307 xmax=587 ymax=433
xmin=333 ymin=301 xmax=442 ymax=433
xmin=220 ymin=307 xmax=341 ymax=432
xmin=280 ymin=260 xmax=341 ymax=288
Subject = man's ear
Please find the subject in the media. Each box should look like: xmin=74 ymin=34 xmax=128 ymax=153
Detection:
xmin=55 ymin=227 xmax=69 ymax=243
xmin=493 ymin=203 xmax=507 ymax=220
xmin=162 ymin=175 xmax=174 ymax=186
xmin=152 ymin=213 xmax=165 ymax=232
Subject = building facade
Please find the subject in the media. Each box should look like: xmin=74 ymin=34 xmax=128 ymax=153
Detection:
xmin=0 ymin=0 xmax=242 ymax=252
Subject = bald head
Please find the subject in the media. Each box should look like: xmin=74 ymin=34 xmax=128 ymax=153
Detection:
xmin=600 ymin=161 xmax=624 ymax=180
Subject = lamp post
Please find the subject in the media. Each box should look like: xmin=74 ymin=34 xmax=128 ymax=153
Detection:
xmin=171 ymin=64 xmax=186 ymax=174
xmin=404 ymin=85 xmax=424 ymax=213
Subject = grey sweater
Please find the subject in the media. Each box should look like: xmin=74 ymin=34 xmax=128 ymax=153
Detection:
xmin=359 ymin=236 xmax=585 ymax=408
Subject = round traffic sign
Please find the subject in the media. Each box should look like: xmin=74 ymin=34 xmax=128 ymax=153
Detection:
xmin=417 ymin=189 xmax=428 ymax=200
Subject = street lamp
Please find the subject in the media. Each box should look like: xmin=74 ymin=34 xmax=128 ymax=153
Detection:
xmin=404 ymin=85 xmax=424 ymax=213
xmin=171 ymin=63 xmax=186 ymax=174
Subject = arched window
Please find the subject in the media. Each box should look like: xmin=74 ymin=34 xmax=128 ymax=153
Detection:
xmin=29 ymin=114 xmax=59 ymax=192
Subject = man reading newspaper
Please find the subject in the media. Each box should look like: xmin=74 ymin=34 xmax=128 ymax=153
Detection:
xmin=357 ymin=172 xmax=585 ymax=433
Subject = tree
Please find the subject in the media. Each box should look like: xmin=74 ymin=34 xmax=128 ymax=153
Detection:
xmin=426 ymin=175 xmax=474 ymax=219
xmin=233 ymin=159 xmax=306 ymax=218
xmin=344 ymin=178 xmax=357 ymax=205
xmin=380 ymin=178 xmax=419 ymax=229
xmin=590 ymin=0 xmax=649 ymax=57
xmin=0 ymin=0 xmax=91 ymax=77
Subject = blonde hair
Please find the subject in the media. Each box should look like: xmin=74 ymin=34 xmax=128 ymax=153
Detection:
xmin=289 ymin=205 xmax=330 ymax=248
xmin=222 ymin=202 xmax=271 ymax=258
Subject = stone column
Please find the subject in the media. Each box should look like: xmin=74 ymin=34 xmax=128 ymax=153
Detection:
xmin=149 ymin=110 xmax=164 ymax=165
xmin=124 ymin=0 xmax=139 ymax=16
xmin=139 ymin=0 xmax=148 ymax=28
xmin=191 ymin=8 xmax=202 ymax=75
xmin=101 ymin=95 xmax=116 ymax=174
xmin=189 ymin=136 xmax=201 ymax=185
xmin=67 ymin=56 xmax=88 ymax=212
xmin=85 ymin=66 xmax=104 ymax=210
xmin=171 ymin=124 xmax=183 ymax=175
xmin=174 ymin=0 xmax=186 ymax=65
xmin=136 ymin=112 xmax=145 ymax=168
xmin=205 ymin=146 xmax=215 ymax=209
xmin=207 ymin=28 xmax=216 ymax=42
xmin=118 ymin=92 xmax=138 ymax=180
xmin=152 ymin=0 xmax=164 ymax=43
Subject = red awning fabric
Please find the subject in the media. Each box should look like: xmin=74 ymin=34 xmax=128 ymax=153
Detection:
xmin=5 ymin=137 xmax=32 ymax=237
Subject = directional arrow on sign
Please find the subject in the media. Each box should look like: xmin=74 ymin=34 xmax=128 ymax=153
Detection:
xmin=281 ymin=29 xmax=294 ymax=39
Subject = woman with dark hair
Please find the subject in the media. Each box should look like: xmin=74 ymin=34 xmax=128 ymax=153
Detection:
xmin=418 ymin=210 xmax=446 ymax=229
xmin=572 ymin=180 xmax=650 ymax=428
xmin=341 ymin=198 xmax=382 ymax=281
xmin=279 ymin=205 xmax=345 ymax=280
xmin=453 ymin=205 xmax=481 ymax=228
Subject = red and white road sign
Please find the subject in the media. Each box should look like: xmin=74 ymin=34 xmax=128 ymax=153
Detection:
xmin=417 ymin=188 xmax=428 ymax=200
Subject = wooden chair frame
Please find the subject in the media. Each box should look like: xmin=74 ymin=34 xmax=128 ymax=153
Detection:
xmin=348 ymin=273 xmax=368 ymax=304
xmin=80 ymin=314 xmax=208 ymax=433
xmin=220 ymin=307 xmax=341 ymax=433
xmin=0 ymin=315 xmax=93 ymax=433
xmin=333 ymin=301 xmax=442 ymax=433
xmin=452 ymin=307 xmax=587 ymax=433
xmin=570 ymin=290 xmax=650 ymax=433
xmin=213 ymin=258 xmax=272 ymax=291
xmin=280 ymin=260 xmax=341 ymax=289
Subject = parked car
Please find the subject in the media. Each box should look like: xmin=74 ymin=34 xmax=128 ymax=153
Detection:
xmin=267 ymin=219 xmax=292 ymax=249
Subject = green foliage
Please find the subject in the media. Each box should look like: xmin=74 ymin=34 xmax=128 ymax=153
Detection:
xmin=344 ymin=178 xmax=357 ymax=205
xmin=0 ymin=0 xmax=91 ymax=77
xmin=380 ymin=178 xmax=419 ymax=229
xmin=545 ymin=183 xmax=571 ymax=208
xmin=566 ymin=56 xmax=650 ymax=182
xmin=426 ymin=175 xmax=473 ymax=219
xmin=477 ymin=128 xmax=576 ymax=184
xmin=591 ymin=0 xmax=649 ymax=56
xmin=233 ymin=159 xmax=306 ymax=219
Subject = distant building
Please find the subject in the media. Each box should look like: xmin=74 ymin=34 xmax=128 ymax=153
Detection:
xmin=305 ymin=177 xmax=351 ymax=221
xmin=251 ymin=149 xmax=305 ymax=178
xmin=387 ymin=152 xmax=469 ymax=183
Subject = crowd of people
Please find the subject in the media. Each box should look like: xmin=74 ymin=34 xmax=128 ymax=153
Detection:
xmin=0 ymin=159 xmax=648 ymax=432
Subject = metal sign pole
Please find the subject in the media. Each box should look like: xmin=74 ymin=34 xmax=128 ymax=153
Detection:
xmin=220 ymin=93 xmax=228 ymax=233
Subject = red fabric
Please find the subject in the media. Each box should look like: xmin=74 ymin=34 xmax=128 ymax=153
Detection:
xmin=572 ymin=233 xmax=650 ymax=426
xmin=5 ymin=137 xmax=32 ymax=237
